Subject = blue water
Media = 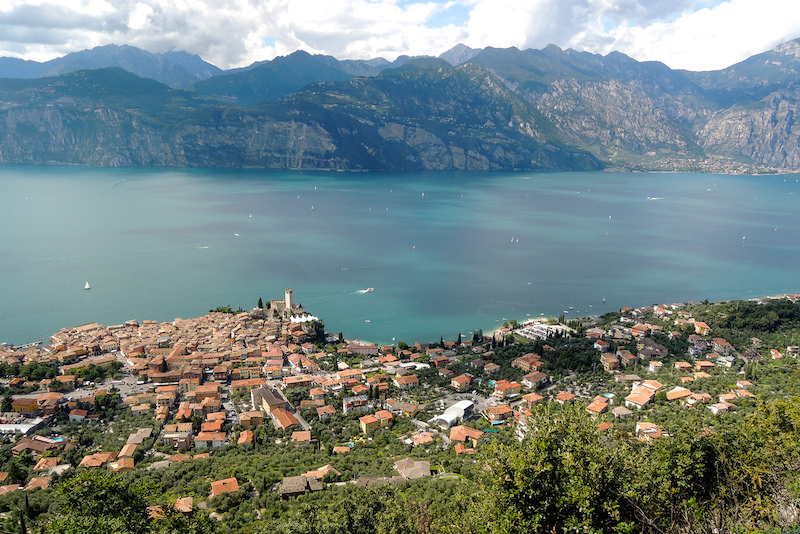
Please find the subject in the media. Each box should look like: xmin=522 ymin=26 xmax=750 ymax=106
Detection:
xmin=1 ymin=166 xmax=799 ymax=346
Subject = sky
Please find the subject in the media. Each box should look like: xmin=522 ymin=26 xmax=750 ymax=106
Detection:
xmin=1 ymin=0 xmax=799 ymax=72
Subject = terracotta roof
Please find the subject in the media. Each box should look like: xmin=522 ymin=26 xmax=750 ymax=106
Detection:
xmin=449 ymin=425 xmax=483 ymax=443
xmin=210 ymin=477 xmax=239 ymax=498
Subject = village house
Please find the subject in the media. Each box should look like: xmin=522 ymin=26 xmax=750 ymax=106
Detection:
xmin=522 ymin=371 xmax=548 ymax=389
xmin=601 ymin=353 xmax=620 ymax=372
xmin=342 ymin=395 xmax=369 ymax=415
xmin=586 ymin=398 xmax=608 ymax=416
xmin=449 ymin=425 xmax=483 ymax=447
xmin=393 ymin=374 xmax=419 ymax=389
xmin=271 ymin=408 xmax=300 ymax=430
xmin=451 ymin=374 xmax=473 ymax=392
xmin=210 ymin=477 xmax=239 ymax=498
xmin=555 ymin=391 xmax=576 ymax=405
xmin=251 ymin=387 xmax=286 ymax=414
xmin=512 ymin=353 xmax=543 ymax=372
xmin=487 ymin=404 xmax=513 ymax=422
xmin=492 ymin=380 xmax=522 ymax=400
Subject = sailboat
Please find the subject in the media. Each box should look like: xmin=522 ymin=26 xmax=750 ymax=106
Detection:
xmin=84 ymin=282 xmax=91 ymax=290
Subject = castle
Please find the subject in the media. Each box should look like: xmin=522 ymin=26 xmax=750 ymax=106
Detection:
xmin=269 ymin=289 xmax=306 ymax=320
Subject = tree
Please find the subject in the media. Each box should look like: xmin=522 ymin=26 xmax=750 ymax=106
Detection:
xmin=473 ymin=329 xmax=483 ymax=344
xmin=457 ymin=332 xmax=462 ymax=346
xmin=258 ymin=297 xmax=263 ymax=309
xmin=480 ymin=404 xmax=633 ymax=533
xmin=45 ymin=470 xmax=151 ymax=534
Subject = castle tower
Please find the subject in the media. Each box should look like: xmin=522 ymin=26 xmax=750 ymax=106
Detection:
xmin=284 ymin=288 xmax=293 ymax=312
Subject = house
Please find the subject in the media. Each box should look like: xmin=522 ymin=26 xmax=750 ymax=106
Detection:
xmin=271 ymin=408 xmax=300 ymax=430
xmin=586 ymin=399 xmax=608 ymax=416
xmin=487 ymin=404 xmax=513 ymax=422
xmin=712 ymin=337 xmax=734 ymax=355
xmin=522 ymin=371 xmax=548 ymax=389
xmin=666 ymin=387 xmax=693 ymax=402
xmin=512 ymin=353 xmax=542 ymax=372
xmin=449 ymin=425 xmax=483 ymax=447
xmin=118 ymin=444 xmax=137 ymax=458
xmin=342 ymin=395 xmax=369 ymax=414
xmin=194 ymin=432 xmax=227 ymax=449
xmin=694 ymin=322 xmax=711 ymax=335
xmin=394 ymin=457 xmax=431 ymax=480
xmin=674 ymin=361 xmax=693 ymax=373
xmin=612 ymin=406 xmax=633 ymax=418
xmin=302 ymin=464 xmax=341 ymax=481
xmin=78 ymin=452 xmax=117 ymax=469
xmin=278 ymin=476 xmax=322 ymax=499
xmin=688 ymin=393 xmax=713 ymax=405
xmin=624 ymin=391 xmax=652 ymax=410
xmin=493 ymin=380 xmax=521 ymax=400
xmin=33 ymin=457 xmax=61 ymax=472
xmin=522 ymin=391 xmax=544 ymax=406
xmin=636 ymin=422 xmax=666 ymax=442
xmin=695 ymin=361 xmax=715 ymax=372
xmin=600 ymin=353 xmax=620 ymax=372
xmin=12 ymin=436 xmax=69 ymax=459
xmin=239 ymin=411 xmax=265 ymax=429
xmin=393 ymin=375 xmax=419 ymax=389
xmin=359 ymin=414 xmax=380 ymax=434
xmin=617 ymin=350 xmax=638 ymax=367
xmin=555 ymin=391 xmax=576 ymax=404
xmin=11 ymin=398 xmax=39 ymax=417
xmin=317 ymin=405 xmax=336 ymax=420
xmin=291 ymin=430 xmax=313 ymax=446
xmin=251 ymin=387 xmax=286 ymax=414
xmin=238 ymin=430 xmax=254 ymax=445
xmin=108 ymin=457 xmax=135 ymax=473
xmin=25 ymin=476 xmax=51 ymax=491
xmin=648 ymin=361 xmax=663 ymax=373
xmin=594 ymin=340 xmax=611 ymax=352
xmin=210 ymin=477 xmax=239 ymax=498
xmin=438 ymin=368 xmax=455 ymax=378
xmin=451 ymin=374 xmax=473 ymax=392
xmin=709 ymin=402 xmax=732 ymax=415
xmin=69 ymin=408 xmax=89 ymax=423
xmin=484 ymin=363 xmax=500 ymax=374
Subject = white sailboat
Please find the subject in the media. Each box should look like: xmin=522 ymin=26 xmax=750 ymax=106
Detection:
xmin=84 ymin=281 xmax=91 ymax=290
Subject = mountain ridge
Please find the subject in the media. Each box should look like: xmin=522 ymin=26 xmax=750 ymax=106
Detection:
xmin=0 ymin=39 xmax=799 ymax=172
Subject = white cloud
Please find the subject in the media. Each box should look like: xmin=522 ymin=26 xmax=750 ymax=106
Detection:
xmin=0 ymin=0 xmax=797 ymax=71
xmin=594 ymin=0 xmax=800 ymax=70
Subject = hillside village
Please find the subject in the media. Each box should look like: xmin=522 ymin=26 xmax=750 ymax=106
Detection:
xmin=0 ymin=291 xmax=799 ymax=528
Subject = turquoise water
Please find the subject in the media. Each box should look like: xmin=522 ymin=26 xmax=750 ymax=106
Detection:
xmin=1 ymin=166 xmax=799 ymax=346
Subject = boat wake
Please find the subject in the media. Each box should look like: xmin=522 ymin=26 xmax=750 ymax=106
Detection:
xmin=355 ymin=288 xmax=375 ymax=294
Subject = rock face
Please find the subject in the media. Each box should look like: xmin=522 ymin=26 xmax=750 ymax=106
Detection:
xmin=697 ymin=89 xmax=800 ymax=169
xmin=0 ymin=39 xmax=799 ymax=172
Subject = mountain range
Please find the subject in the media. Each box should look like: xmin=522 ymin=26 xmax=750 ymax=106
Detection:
xmin=0 ymin=39 xmax=798 ymax=172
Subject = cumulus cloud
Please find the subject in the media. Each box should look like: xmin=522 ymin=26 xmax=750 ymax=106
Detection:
xmin=0 ymin=0 xmax=797 ymax=71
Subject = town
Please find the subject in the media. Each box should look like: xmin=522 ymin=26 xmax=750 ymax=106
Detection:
xmin=0 ymin=290 xmax=799 ymax=532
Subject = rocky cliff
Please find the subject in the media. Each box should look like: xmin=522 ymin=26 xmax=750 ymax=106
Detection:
xmin=0 ymin=39 xmax=799 ymax=173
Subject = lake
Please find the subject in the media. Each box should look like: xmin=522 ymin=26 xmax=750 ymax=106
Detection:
xmin=1 ymin=166 xmax=799 ymax=346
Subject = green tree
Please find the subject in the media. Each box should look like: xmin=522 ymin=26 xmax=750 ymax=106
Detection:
xmin=479 ymin=404 xmax=633 ymax=533
xmin=45 ymin=470 xmax=151 ymax=534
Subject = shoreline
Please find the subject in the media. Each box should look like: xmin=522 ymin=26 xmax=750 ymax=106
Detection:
xmin=6 ymin=291 xmax=798 ymax=351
